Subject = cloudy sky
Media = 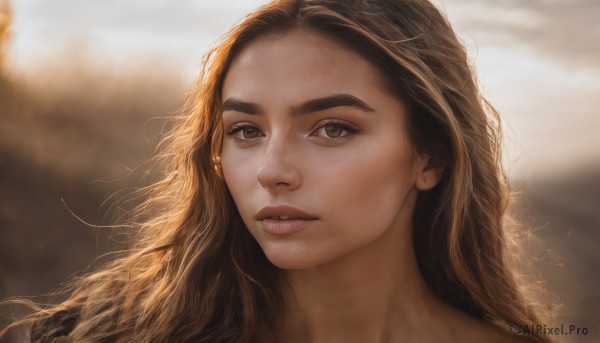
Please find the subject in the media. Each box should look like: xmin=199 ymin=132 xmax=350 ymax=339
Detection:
xmin=6 ymin=0 xmax=600 ymax=179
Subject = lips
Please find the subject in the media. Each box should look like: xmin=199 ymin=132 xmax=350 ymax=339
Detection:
xmin=256 ymin=205 xmax=318 ymax=235
xmin=256 ymin=205 xmax=318 ymax=221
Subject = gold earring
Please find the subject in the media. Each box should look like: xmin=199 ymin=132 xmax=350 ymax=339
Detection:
xmin=212 ymin=155 xmax=223 ymax=178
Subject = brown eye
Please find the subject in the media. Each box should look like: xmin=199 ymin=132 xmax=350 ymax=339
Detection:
xmin=310 ymin=120 xmax=359 ymax=142
xmin=314 ymin=123 xmax=354 ymax=140
xmin=242 ymin=126 xmax=261 ymax=139
xmin=324 ymin=125 xmax=345 ymax=138
xmin=225 ymin=123 xmax=264 ymax=143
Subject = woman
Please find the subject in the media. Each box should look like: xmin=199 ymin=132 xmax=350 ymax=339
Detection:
xmin=2 ymin=0 xmax=551 ymax=342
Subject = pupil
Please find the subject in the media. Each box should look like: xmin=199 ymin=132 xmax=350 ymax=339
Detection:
xmin=326 ymin=125 xmax=343 ymax=138
xmin=244 ymin=127 xmax=257 ymax=138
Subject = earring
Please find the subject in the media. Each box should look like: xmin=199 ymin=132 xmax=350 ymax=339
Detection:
xmin=212 ymin=155 xmax=223 ymax=179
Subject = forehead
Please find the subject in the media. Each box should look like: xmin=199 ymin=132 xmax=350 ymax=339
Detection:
xmin=221 ymin=28 xmax=392 ymax=104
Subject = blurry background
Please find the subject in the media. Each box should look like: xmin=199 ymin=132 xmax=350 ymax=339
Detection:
xmin=0 ymin=0 xmax=598 ymax=342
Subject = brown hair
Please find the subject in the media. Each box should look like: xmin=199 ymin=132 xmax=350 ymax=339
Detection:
xmin=2 ymin=0 xmax=551 ymax=342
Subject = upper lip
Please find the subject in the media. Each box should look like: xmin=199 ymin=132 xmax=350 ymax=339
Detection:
xmin=256 ymin=205 xmax=318 ymax=220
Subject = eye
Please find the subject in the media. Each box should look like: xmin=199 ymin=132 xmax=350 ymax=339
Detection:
xmin=311 ymin=119 xmax=359 ymax=141
xmin=225 ymin=122 xmax=264 ymax=142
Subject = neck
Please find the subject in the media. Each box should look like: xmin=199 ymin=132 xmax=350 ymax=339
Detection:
xmin=274 ymin=216 xmax=448 ymax=342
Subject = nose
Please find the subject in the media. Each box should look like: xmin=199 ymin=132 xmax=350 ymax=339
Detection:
xmin=256 ymin=138 xmax=301 ymax=192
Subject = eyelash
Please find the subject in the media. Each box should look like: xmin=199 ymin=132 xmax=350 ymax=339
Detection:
xmin=224 ymin=119 xmax=360 ymax=143
xmin=225 ymin=122 xmax=263 ymax=143
xmin=312 ymin=119 xmax=360 ymax=141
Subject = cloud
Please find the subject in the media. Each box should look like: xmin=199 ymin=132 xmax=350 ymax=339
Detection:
xmin=431 ymin=0 xmax=600 ymax=176
xmin=9 ymin=0 xmax=270 ymax=79
xmin=439 ymin=0 xmax=600 ymax=71
xmin=15 ymin=0 xmax=267 ymax=36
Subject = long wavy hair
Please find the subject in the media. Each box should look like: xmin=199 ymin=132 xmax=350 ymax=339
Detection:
xmin=2 ymin=0 xmax=551 ymax=342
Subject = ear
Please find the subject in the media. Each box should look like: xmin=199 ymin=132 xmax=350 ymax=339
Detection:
xmin=415 ymin=154 xmax=443 ymax=191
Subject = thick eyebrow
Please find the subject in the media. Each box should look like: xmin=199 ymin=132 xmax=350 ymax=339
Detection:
xmin=294 ymin=93 xmax=375 ymax=115
xmin=221 ymin=98 xmax=264 ymax=115
xmin=221 ymin=93 xmax=375 ymax=116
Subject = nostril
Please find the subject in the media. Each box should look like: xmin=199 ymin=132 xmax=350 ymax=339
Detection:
xmin=256 ymin=161 xmax=301 ymax=191
xmin=255 ymin=140 xmax=302 ymax=191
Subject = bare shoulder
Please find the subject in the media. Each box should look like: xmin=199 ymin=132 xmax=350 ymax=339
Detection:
xmin=427 ymin=302 xmax=546 ymax=343
xmin=444 ymin=308 xmax=543 ymax=343
xmin=485 ymin=330 xmax=544 ymax=343
xmin=464 ymin=320 xmax=543 ymax=343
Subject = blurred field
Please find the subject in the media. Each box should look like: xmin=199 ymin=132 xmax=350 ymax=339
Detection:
xmin=0 ymin=4 xmax=187 ymax=338
xmin=514 ymin=172 xmax=600 ymax=342
xmin=0 ymin=2 xmax=598 ymax=342
xmin=0 ymin=56 xmax=186 ymax=288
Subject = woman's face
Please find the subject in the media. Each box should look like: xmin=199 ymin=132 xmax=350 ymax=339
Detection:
xmin=220 ymin=29 xmax=435 ymax=270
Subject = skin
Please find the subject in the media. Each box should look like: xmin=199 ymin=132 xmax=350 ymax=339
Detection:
xmin=220 ymin=29 xmax=532 ymax=343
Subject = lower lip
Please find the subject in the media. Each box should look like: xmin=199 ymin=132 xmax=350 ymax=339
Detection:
xmin=260 ymin=218 xmax=317 ymax=235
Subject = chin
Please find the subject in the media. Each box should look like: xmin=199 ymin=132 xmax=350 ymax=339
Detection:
xmin=261 ymin=245 xmax=329 ymax=271
xmin=264 ymin=253 xmax=317 ymax=270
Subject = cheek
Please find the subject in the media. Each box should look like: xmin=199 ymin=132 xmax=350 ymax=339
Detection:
xmin=220 ymin=148 xmax=258 ymax=214
xmin=319 ymin=142 xmax=416 ymax=233
xmin=221 ymin=142 xmax=257 ymax=186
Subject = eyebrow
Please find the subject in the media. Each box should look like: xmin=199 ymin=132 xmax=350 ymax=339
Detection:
xmin=221 ymin=93 xmax=376 ymax=116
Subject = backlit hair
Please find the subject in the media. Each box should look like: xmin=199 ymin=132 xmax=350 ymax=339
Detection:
xmin=2 ymin=1 xmax=551 ymax=342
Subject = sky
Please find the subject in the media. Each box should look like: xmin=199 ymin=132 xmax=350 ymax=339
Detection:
xmin=6 ymin=0 xmax=600 ymax=180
